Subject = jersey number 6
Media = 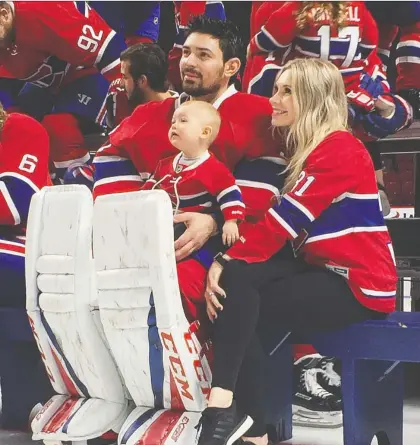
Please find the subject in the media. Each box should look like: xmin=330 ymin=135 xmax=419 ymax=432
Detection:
xmin=18 ymin=154 xmax=38 ymax=174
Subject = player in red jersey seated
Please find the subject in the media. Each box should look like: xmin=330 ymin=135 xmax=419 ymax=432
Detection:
xmin=197 ymin=59 xmax=396 ymax=445
xmin=247 ymin=1 xmax=378 ymax=94
xmin=0 ymin=105 xmax=53 ymax=431
xmin=0 ymin=1 xmax=127 ymax=185
xmin=143 ymin=101 xmax=244 ymax=247
xmin=93 ymin=16 xmax=286 ymax=320
xmin=105 ymin=43 xmax=178 ymax=130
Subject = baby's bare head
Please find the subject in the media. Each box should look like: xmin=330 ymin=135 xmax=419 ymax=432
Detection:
xmin=179 ymin=100 xmax=221 ymax=145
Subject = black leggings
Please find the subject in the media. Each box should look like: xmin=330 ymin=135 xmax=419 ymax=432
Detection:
xmin=211 ymin=247 xmax=386 ymax=436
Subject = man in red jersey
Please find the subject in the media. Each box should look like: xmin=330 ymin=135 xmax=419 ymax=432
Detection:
xmin=93 ymin=15 xmax=286 ymax=317
xmin=0 ymin=1 xmax=127 ymax=183
xmin=0 ymin=106 xmax=53 ymax=431
xmin=168 ymin=1 xmax=226 ymax=91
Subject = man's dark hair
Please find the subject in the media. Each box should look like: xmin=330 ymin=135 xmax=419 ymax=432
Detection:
xmin=185 ymin=16 xmax=245 ymax=63
xmin=120 ymin=43 xmax=168 ymax=92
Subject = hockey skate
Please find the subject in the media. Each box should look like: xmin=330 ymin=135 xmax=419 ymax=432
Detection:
xmin=292 ymin=354 xmax=342 ymax=428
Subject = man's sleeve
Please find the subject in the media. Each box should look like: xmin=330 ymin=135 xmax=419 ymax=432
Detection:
xmin=249 ymin=2 xmax=298 ymax=54
xmin=93 ymin=136 xmax=143 ymax=200
xmin=140 ymin=161 xmax=163 ymax=190
xmin=40 ymin=1 xmax=126 ymax=82
xmin=226 ymin=135 xmax=360 ymax=263
xmin=0 ymin=115 xmax=50 ymax=226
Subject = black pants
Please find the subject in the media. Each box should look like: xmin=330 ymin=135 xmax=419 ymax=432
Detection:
xmin=211 ymin=247 xmax=386 ymax=436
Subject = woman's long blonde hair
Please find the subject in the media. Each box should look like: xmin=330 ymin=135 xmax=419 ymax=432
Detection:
xmin=278 ymin=58 xmax=348 ymax=192
xmin=295 ymin=2 xmax=348 ymax=30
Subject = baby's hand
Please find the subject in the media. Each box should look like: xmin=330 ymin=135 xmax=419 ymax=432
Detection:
xmin=222 ymin=220 xmax=239 ymax=247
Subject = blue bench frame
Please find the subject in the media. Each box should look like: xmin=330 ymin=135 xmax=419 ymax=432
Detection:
xmin=266 ymin=311 xmax=420 ymax=445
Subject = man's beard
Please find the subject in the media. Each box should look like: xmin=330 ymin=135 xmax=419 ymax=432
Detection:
xmin=181 ymin=70 xmax=224 ymax=98
xmin=0 ymin=23 xmax=14 ymax=50
xmin=128 ymin=84 xmax=147 ymax=108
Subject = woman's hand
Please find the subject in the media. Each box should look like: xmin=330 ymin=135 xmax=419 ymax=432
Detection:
xmin=205 ymin=261 xmax=226 ymax=322
xmin=174 ymin=212 xmax=218 ymax=261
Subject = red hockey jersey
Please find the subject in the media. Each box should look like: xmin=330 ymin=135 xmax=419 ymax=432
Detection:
xmin=93 ymin=86 xmax=279 ymax=199
xmin=0 ymin=113 xmax=50 ymax=232
xmin=0 ymin=1 xmax=125 ymax=88
xmin=143 ymin=151 xmax=245 ymax=221
xmin=226 ymin=131 xmax=397 ymax=313
xmin=249 ymin=1 xmax=378 ymax=90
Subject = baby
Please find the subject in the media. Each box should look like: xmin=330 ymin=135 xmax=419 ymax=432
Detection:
xmin=142 ymin=100 xmax=244 ymax=246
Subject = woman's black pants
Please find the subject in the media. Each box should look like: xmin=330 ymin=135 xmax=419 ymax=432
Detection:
xmin=211 ymin=248 xmax=387 ymax=437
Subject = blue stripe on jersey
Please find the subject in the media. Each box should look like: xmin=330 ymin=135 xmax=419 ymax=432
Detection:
xmin=256 ymin=30 xmax=282 ymax=52
xmin=396 ymin=45 xmax=420 ymax=58
xmin=120 ymin=408 xmax=158 ymax=445
xmin=75 ymin=1 xmax=86 ymax=15
xmin=306 ymin=196 xmax=384 ymax=239
xmin=1 ymin=176 xmax=37 ymax=225
xmin=273 ymin=197 xmax=313 ymax=233
xmin=359 ymin=44 xmax=375 ymax=59
xmin=218 ymin=188 xmax=243 ymax=207
xmin=234 ymin=159 xmax=286 ymax=189
xmin=94 ymin=158 xmax=139 ymax=183
xmin=296 ymin=37 xmax=362 ymax=60
xmin=148 ymin=292 xmax=164 ymax=409
xmin=96 ymin=32 xmax=127 ymax=74
xmin=178 ymin=192 xmax=216 ymax=210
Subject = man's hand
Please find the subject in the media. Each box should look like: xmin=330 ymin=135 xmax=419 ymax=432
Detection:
xmin=374 ymin=95 xmax=396 ymax=118
xmin=173 ymin=212 xmax=218 ymax=261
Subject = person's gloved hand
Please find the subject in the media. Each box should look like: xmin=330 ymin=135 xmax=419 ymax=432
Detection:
xmin=347 ymin=70 xmax=389 ymax=113
xmin=105 ymin=78 xmax=131 ymax=130
xmin=356 ymin=94 xmax=413 ymax=140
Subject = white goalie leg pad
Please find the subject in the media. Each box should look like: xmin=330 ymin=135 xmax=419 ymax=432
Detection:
xmin=94 ymin=191 xmax=211 ymax=412
xmin=118 ymin=406 xmax=201 ymax=445
xmin=26 ymin=185 xmax=129 ymax=442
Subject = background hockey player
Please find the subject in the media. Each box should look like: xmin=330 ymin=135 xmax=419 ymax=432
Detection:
xmin=0 ymin=1 xmax=127 ymax=185
xmin=90 ymin=1 xmax=161 ymax=47
xmin=104 ymin=43 xmax=178 ymax=131
xmin=0 ymin=105 xmax=53 ymax=431
xmin=367 ymin=1 xmax=420 ymax=118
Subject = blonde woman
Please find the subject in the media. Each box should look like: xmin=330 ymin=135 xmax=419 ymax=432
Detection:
xmin=196 ymin=59 xmax=397 ymax=445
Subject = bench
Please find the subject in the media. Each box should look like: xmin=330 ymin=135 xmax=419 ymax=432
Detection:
xmin=263 ymin=311 xmax=420 ymax=445
xmin=268 ymin=311 xmax=420 ymax=445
